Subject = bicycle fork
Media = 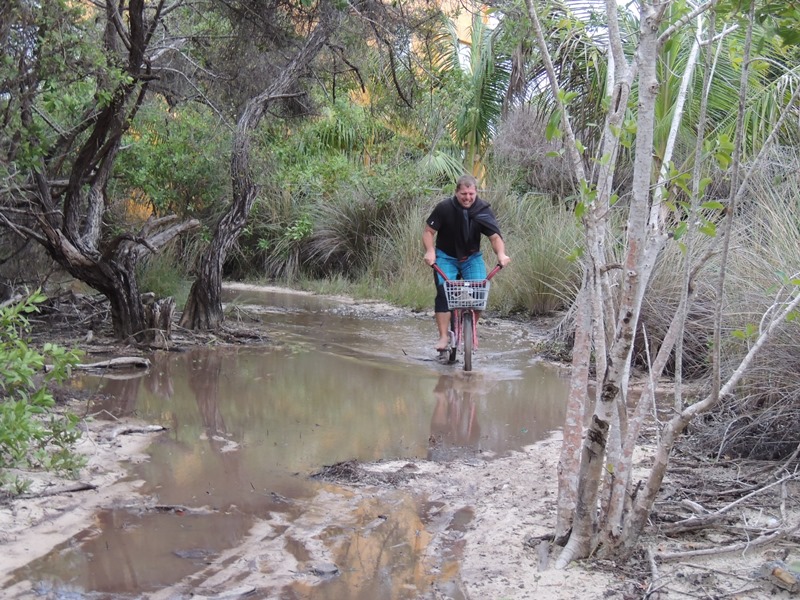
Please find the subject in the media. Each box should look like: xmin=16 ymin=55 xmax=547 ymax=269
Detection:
xmin=450 ymin=309 xmax=478 ymax=350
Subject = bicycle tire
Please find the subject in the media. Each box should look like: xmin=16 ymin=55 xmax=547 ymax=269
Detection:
xmin=463 ymin=311 xmax=473 ymax=371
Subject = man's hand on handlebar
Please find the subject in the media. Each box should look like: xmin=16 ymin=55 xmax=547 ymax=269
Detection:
xmin=424 ymin=249 xmax=436 ymax=267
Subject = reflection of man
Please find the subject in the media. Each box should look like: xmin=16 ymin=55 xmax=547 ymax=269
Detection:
xmin=428 ymin=375 xmax=480 ymax=460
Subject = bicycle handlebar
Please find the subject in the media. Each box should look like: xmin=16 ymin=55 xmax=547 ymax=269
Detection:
xmin=431 ymin=262 xmax=503 ymax=282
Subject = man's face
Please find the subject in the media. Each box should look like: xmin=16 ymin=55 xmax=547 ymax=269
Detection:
xmin=456 ymin=184 xmax=477 ymax=209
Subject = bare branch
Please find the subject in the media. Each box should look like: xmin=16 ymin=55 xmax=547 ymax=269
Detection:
xmin=658 ymin=0 xmax=717 ymax=46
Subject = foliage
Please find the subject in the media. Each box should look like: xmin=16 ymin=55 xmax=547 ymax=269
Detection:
xmin=111 ymin=101 xmax=232 ymax=218
xmin=443 ymin=15 xmax=511 ymax=178
xmin=0 ymin=293 xmax=85 ymax=493
xmin=233 ymin=98 xmax=453 ymax=281
xmin=1 ymin=0 xmax=204 ymax=340
xmin=0 ymin=0 xmax=111 ymax=172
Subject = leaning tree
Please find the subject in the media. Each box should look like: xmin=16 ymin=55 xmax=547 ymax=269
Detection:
xmin=179 ymin=0 xmax=346 ymax=329
xmin=178 ymin=0 xmax=444 ymax=329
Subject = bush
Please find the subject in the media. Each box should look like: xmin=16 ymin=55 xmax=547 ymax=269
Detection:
xmin=0 ymin=292 xmax=85 ymax=495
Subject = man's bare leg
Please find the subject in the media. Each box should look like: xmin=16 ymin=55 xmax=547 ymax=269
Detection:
xmin=435 ymin=311 xmax=451 ymax=351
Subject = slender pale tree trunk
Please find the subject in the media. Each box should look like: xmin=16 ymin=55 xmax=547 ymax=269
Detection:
xmin=554 ymin=2 xmax=669 ymax=568
xmin=601 ymin=7 xmax=711 ymax=546
xmin=555 ymin=276 xmax=591 ymax=541
xmin=525 ymin=0 xmax=800 ymax=567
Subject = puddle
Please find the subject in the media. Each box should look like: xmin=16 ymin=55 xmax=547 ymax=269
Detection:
xmin=7 ymin=287 xmax=569 ymax=598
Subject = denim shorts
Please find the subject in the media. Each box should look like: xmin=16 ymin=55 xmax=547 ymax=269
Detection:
xmin=434 ymin=249 xmax=487 ymax=284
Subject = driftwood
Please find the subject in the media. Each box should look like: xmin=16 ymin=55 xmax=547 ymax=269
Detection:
xmin=75 ymin=356 xmax=151 ymax=370
xmin=107 ymin=424 xmax=167 ymax=439
xmin=18 ymin=481 xmax=98 ymax=499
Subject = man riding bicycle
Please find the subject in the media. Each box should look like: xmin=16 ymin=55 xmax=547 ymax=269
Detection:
xmin=422 ymin=175 xmax=511 ymax=352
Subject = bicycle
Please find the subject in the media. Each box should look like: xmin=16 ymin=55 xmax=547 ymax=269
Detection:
xmin=431 ymin=263 xmax=503 ymax=372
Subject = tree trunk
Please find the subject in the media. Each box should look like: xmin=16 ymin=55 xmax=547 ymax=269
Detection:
xmin=554 ymin=277 xmax=591 ymax=541
xmin=554 ymin=3 xmax=668 ymax=569
xmin=181 ymin=0 xmax=343 ymax=330
xmin=7 ymin=0 xmax=203 ymax=342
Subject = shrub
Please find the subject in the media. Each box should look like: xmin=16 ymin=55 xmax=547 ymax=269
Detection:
xmin=0 ymin=292 xmax=85 ymax=494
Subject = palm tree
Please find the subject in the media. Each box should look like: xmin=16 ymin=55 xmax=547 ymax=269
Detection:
xmin=444 ymin=14 xmax=511 ymax=180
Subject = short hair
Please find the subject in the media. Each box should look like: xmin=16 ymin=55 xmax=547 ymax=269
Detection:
xmin=456 ymin=174 xmax=478 ymax=191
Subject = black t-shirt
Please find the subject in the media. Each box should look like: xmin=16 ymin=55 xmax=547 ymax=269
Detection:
xmin=426 ymin=196 xmax=502 ymax=260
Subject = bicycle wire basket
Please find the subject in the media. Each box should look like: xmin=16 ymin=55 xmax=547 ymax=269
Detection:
xmin=443 ymin=279 xmax=490 ymax=310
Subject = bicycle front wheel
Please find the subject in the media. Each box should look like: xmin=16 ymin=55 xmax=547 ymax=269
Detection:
xmin=463 ymin=312 xmax=473 ymax=372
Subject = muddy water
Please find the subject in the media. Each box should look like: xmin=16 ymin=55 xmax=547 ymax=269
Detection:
xmin=10 ymin=287 xmax=569 ymax=598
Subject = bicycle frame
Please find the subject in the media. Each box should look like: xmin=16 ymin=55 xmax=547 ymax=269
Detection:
xmin=432 ymin=263 xmax=502 ymax=371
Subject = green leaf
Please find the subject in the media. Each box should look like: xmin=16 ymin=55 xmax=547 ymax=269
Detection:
xmin=699 ymin=220 xmax=717 ymax=237
xmin=545 ymin=111 xmax=562 ymax=141
xmin=566 ymin=246 xmax=585 ymax=262
xmin=701 ymin=201 xmax=725 ymax=210
xmin=557 ymin=90 xmax=578 ymax=104
xmin=673 ymin=221 xmax=688 ymax=241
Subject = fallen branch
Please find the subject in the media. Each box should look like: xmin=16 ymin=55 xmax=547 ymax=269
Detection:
xmin=108 ymin=424 xmax=167 ymax=439
xmin=75 ymin=357 xmax=151 ymax=370
xmin=18 ymin=481 xmax=98 ymax=499
xmin=656 ymin=522 xmax=800 ymax=561
xmin=661 ymin=472 xmax=798 ymax=535
xmin=679 ymin=561 xmax=757 ymax=583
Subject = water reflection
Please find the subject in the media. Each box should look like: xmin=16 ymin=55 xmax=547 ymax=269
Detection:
xmin=428 ymin=375 xmax=481 ymax=461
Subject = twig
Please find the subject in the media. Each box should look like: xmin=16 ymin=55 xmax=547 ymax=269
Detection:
xmin=648 ymin=546 xmax=659 ymax=582
xmin=679 ymin=562 xmax=755 ymax=583
xmin=17 ymin=482 xmax=98 ymax=499
xmin=642 ymin=546 xmax=672 ymax=599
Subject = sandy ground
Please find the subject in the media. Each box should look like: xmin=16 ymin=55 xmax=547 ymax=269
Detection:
xmin=0 ymin=410 xmax=157 ymax=576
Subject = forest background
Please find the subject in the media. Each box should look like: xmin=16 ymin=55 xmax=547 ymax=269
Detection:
xmin=1 ymin=0 xmax=800 ymax=570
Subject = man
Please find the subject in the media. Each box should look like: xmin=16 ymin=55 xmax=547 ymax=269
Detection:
xmin=422 ymin=175 xmax=511 ymax=351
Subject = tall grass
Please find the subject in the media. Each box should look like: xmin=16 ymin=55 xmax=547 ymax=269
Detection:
xmin=485 ymin=188 xmax=583 ymax=314
xmin=367 ymin=201 xmax=433 ymax=311
xmin=666 ymin=152 xmax=800 ymax=460
xmin=137 ymin=243 xmax=194 ymax=307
